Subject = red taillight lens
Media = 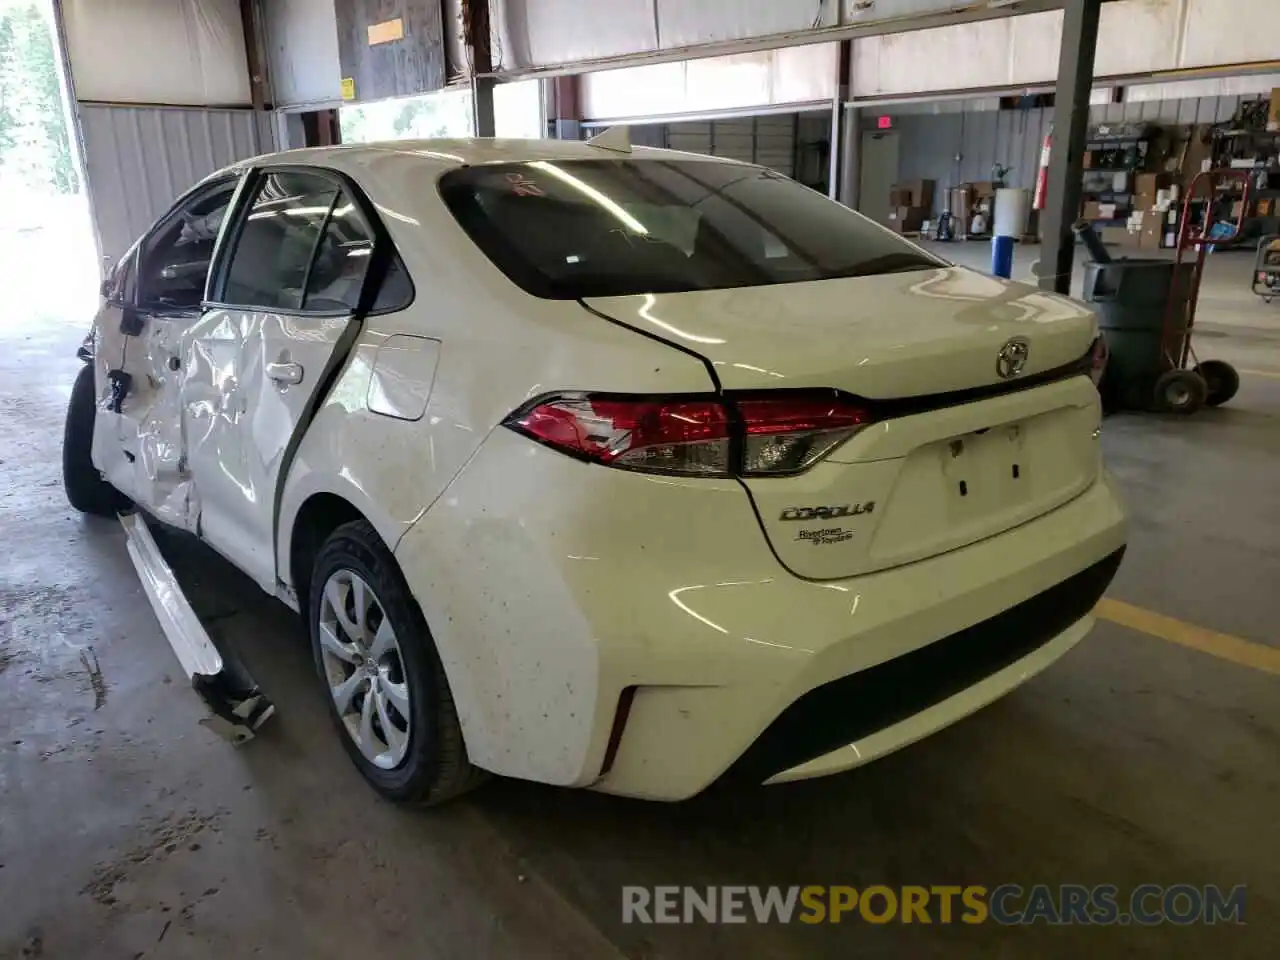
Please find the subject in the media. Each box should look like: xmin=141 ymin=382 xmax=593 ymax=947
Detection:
xmin=506 ymin=391 xmax=871 ymax=477
xmin=512 ymin=395 xmax=732 ymax=475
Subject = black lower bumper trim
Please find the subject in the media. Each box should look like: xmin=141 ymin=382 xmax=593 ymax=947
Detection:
xmin=724 ymin=547 xmax=1125 ymax=784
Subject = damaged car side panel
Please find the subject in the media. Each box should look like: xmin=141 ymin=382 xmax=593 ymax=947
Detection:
xmin=183 ymin=307 xmax=355 ymax=592
xmin=91 ymin=299 xmax=204 ymax=531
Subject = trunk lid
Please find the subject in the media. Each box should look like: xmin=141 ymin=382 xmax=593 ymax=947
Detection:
xmin=584 ymin=267 xmax=1095 ymax=397
xmin=585 ymin=267 xmax=1102 ymax=579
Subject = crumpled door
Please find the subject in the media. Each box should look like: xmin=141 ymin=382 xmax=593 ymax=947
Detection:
xmin=91 ymin=303 xmax=203 ymax=530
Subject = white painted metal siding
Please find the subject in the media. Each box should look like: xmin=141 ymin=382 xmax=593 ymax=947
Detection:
xmin=581 ymin=44 xmax=835 ymax=122
xmin=262 ymin=0 xmax=343 ymax=108
xmin=60 ymin=0 xmax=250 ymax=105
xmin=851 ymin=0 xmax=1280 ymax=98
xmin=1182 ymin=0 xmax=1280 ymax=69
xmin=79 ymin=106 xmax=270 ymax=265
xmin=489 ymin=0 xmax=1008 ymax=72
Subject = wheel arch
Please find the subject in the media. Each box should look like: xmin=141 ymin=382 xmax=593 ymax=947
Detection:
xmin=280 ymin=477 xmax=407 ymax=611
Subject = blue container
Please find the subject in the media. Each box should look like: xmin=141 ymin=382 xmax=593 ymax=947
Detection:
xmin=991 ymin=235 xmax=1014 ymax=278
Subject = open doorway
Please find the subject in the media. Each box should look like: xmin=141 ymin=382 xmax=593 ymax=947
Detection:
xmin=0 ymin=0 xmax=96 ymax=326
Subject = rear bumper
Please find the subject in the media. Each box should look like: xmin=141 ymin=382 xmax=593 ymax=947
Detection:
xmin=741 ymin=548 xmax=1122 ymax=785
xmin=395 ymin=427 xmax=1127 ymax=801
xmin=592 ymin=477 xmax=1125 ymax=800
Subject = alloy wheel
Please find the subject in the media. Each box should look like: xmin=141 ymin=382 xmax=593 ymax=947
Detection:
xmin=317 ymin=569 xmax=411 ymax=769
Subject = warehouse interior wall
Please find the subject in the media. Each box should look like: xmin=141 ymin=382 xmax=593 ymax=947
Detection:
xmin=868 ymin=78 xmax=1280 ymax=218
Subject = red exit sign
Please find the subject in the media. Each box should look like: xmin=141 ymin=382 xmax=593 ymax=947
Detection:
xmin=877 ymin=115 xmax=893 ymax=129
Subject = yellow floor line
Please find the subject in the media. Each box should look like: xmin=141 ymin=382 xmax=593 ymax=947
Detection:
xmin=1095 ymin=598 xmax=1280 ymax=677
xmin=1239 ymin=368 xmax=1280 ymax=380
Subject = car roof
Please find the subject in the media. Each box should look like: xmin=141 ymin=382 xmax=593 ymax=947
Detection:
xmin=220 ymin=137 xmax=749 ymax=177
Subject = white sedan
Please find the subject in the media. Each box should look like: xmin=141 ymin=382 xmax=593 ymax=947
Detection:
xmin=63 ymin=137 xmax=1126 ymax=803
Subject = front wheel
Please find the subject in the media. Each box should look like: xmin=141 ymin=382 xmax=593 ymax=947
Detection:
xmin=1153 ymin=369 xmax=1208 ymax=415
xmin=309 ymin=519 xmax=486 ymax=805
xmin=62 ymin=363 xmax=130 ymax=516
xmin=1193 ymin=360 xmax=1240 ymax=407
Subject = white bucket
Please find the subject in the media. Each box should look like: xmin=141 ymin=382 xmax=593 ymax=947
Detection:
xmin=994 ymin=187 xmax=1031 ymax=238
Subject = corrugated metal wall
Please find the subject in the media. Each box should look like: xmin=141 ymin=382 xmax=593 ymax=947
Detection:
xmin=79 ymin=106 xmax=272 ymax=264
xmin=632 ymin=111 xmax=831 ymax=186
xmin=879 ymin=93 xmax=1263 ymax=215
xmin=650 ymin=116 xmax=797 ymax=177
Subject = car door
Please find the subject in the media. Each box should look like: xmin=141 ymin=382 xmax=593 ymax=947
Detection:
xmin=182 ymin=167 xmax=389 ymax=590
xmin=90 ymin=177 xmax=244 ymax=530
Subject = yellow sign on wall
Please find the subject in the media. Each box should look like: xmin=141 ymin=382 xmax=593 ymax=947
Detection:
xmin=367 ymin=17 xmax=404 ymax=45
xmin=340 ymin=77 xmax=355 ymax=101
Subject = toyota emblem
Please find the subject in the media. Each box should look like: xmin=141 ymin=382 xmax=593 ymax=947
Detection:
xmin=996 ymin=337 xmax=1030 ymax=379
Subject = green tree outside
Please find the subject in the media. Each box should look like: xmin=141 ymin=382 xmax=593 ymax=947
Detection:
xmin=0 ymin=0 xmax=78 ymax=194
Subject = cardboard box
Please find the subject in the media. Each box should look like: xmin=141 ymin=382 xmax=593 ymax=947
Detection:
xmin=1082 ymin=201 xmax=1104 ymax=220
xmin=891 ymin=180 xmax=936 ymax=211
xmin=1231 ymin=200 xmax=1245 ymax=219
xmin=887 ymin=206 xmax=926 ymax=233
xmin=1135 ymin=172 xmax=1174 ymax=197
xmin=969 ymin=181 xmax=997 ymax=198
xmin=1268 ymin=88 xmax=1280 ymax=132
xmin=1259 ymin=198 xmax=1273 ymax=216
xmin=1100 ymin=225 xmax=1133 ymax=247
xmin=1138 ymin=219 xmax=1164 ymax=250
xmin=1082 ymin=151 xmax=1095 ymax=170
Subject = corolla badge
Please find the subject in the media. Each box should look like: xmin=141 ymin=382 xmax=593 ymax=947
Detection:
xmin=996 ymin=337 xmax=1030 ymax=379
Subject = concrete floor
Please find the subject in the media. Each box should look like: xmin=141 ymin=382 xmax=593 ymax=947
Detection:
xmin=2 ymin=244 xmax=1278 ymax=959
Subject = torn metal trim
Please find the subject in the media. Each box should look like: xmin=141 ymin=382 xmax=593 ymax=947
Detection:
xmin=119 ymin=512 xmax=274 ymax=742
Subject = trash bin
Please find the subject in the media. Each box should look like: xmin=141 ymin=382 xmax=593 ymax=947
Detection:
xmin=1081 ymin=259 xmax=1196 ymax=409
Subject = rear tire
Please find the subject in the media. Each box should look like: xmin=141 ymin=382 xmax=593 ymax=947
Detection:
xmin=1153 ymin=369 xmax=1207 ymax=416
xmin=1193 ymin=360 xmax=1240 ymax=407
xmin=309 ymin=519 xmax=486 ymax=805
xmin=63 ymin=363 xmax=130 ymax=516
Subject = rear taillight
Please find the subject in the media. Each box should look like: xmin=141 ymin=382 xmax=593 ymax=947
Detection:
xmin=736 ymin=394 xmax=871 ymax=475
xmin=505 ymin=392 xmax=870 ymax=477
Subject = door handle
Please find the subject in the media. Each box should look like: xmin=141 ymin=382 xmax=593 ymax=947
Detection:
xmin=266 ymin=361 xmax=304 ymax=385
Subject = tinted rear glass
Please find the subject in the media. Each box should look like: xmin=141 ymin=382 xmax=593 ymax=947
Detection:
xmin=439 ymin=159 xmax=944 ymax=299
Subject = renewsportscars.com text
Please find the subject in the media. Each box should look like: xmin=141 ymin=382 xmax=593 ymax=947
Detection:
xmin=622 ymin=884 xmax=1246 ymax=926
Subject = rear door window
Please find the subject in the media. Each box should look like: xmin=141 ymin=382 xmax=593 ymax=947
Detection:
xmin=439 ymin=159 xmax=944 ymax=299
xmin=221 ymin=171 xmax=339 ymax=311
xmin=217 ymin=170 xmax=414 ymax=315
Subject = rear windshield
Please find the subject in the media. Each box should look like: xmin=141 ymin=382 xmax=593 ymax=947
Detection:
xmin=438 ymin=159 xmax=944 ymax=299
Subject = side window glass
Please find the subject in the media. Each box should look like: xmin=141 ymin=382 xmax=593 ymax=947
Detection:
xmin=301 ymin=188 xmax=413 ymax=313
xmin=104 ymin=240 xmax=139 ymax=304
xmin=137 ymin=185 xmax=236 ymax=310
xmin=222 ymin=172 xmax=339 ymax=311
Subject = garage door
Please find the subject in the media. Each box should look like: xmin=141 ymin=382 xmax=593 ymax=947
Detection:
xmin=77 ymin=106 xmax=272 ymax=266
xmin=662 ymin=116 xmax=796 ymax=177
xmin=58 ymin=0 xmax=272 ymax=266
